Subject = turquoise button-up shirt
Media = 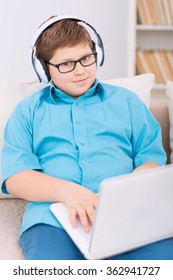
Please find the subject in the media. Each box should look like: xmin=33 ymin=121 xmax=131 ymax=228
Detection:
xmin=1 ymin=80 xmax=166 ymax=235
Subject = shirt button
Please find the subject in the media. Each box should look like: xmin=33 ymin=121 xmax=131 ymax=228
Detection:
xmin=85 ymin=184 xmax=90 ymax=189
xmin=76 ymin=101 xmax=80 ymax=106
xmin=82 ymin=160 xmax=88 ymax=166
xmin=76 ymin=120 xmax=82 ymax=125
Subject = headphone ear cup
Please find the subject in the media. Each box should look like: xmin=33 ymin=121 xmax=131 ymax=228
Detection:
xmin=94 ymin=43 xmax=104 ymax=67
xmin=31 ymin=49 xmax=51 ymax=83
xmin=39 ymin=58 xmax=51 ymax=83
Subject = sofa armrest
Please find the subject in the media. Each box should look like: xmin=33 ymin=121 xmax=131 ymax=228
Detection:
xmin=150 ymin=99 xmax=171 ymax=164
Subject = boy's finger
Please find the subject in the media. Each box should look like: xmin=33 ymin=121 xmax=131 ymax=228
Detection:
xmin=86 ymin=205 xmax=95 ymax=224
xmin=78 ymin=209 xmax=90 ymax=233
xmin=69 ymin=208 xmax=78 ymax=228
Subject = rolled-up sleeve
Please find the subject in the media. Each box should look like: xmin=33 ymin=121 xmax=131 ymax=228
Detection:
xmin=1 ymin=101 xmax=42 ymax=194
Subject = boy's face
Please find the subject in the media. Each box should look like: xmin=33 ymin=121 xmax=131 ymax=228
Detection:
xmin=48 ymin=43 xmax=97 ymax=98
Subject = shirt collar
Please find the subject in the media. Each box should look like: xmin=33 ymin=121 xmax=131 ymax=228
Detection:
xmin=49 ymin=79 xmax=104 ymax=104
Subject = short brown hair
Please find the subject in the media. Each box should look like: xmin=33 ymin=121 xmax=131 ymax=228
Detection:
xmin=36 ymin=20 xmax=94 ymax=61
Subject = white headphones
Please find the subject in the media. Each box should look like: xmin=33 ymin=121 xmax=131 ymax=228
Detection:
xmin=31 ymin=15 xmax=105 ymax=83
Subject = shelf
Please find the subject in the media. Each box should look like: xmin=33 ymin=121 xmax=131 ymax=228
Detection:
xmin=127 ymin=0 xmax=173 ymax=99
xmin=136 ymin=25 xmax=173 ymax=31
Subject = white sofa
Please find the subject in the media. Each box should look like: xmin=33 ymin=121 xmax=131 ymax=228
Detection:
xmin=0 ymin=74 xmax=172 ymax=259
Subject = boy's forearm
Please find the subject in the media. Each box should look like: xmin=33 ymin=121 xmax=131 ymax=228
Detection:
xmin=6 ymin=170 xmax=98 ymax=232
xmin=5 ymin=170 xmax=80 ymax=202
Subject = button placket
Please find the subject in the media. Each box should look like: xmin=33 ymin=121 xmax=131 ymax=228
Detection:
xmin=72 ymin=99 xmax=91 ymax=187
xmin=72 ymin=100 xmax=86 ymax=147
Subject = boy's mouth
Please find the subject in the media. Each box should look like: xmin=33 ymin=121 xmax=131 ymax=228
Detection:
xmin=74 ymin=77 xmax=88 ymax=83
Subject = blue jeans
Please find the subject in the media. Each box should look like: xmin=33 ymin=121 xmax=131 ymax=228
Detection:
xmin=20 ymin=224 xmax=173 ymax=260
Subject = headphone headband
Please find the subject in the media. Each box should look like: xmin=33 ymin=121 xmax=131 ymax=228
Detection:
xmin=31 ymin=14 xmax=105 ymax=83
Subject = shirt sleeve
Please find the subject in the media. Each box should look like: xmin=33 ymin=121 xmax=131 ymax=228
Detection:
xmin=1 ymin=100 xmax=42 ymax=194
xmin=129 ymin=94 xmax=167 ymax=168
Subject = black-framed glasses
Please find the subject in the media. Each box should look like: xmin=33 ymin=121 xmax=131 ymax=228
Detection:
xmin=46 ymin=52 xmax=97 ymax=74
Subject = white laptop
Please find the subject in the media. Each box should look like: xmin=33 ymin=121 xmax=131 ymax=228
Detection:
xmin=50 ymin=164 xmax=173 ymax=259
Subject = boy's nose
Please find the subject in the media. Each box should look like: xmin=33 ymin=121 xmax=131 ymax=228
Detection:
xmin=74 ymin=61 xmax=85 ymax=75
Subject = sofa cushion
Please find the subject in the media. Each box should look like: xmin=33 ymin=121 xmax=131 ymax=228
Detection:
xmin=103 ymin=73 xmax=154 ymax=107
xmin=166 ymin=81 xmax=173 ymax=163
xmin=0 ymin=74 xmax=154 ymax=198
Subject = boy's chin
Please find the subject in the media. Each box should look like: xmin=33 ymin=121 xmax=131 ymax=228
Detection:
xmin=53 ymin=78 xmax=96 ymax=98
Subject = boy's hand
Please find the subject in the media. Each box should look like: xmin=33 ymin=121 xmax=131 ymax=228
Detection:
xmin=62 ymin=184 xmax=98 ymax=233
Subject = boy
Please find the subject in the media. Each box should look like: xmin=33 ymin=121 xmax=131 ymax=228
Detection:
xmin=1 ymin=16 xmax=172 ymax=260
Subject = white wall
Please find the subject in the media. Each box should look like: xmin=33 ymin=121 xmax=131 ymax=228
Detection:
xmin=0 ymin=0 xmax=129 ymax=82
